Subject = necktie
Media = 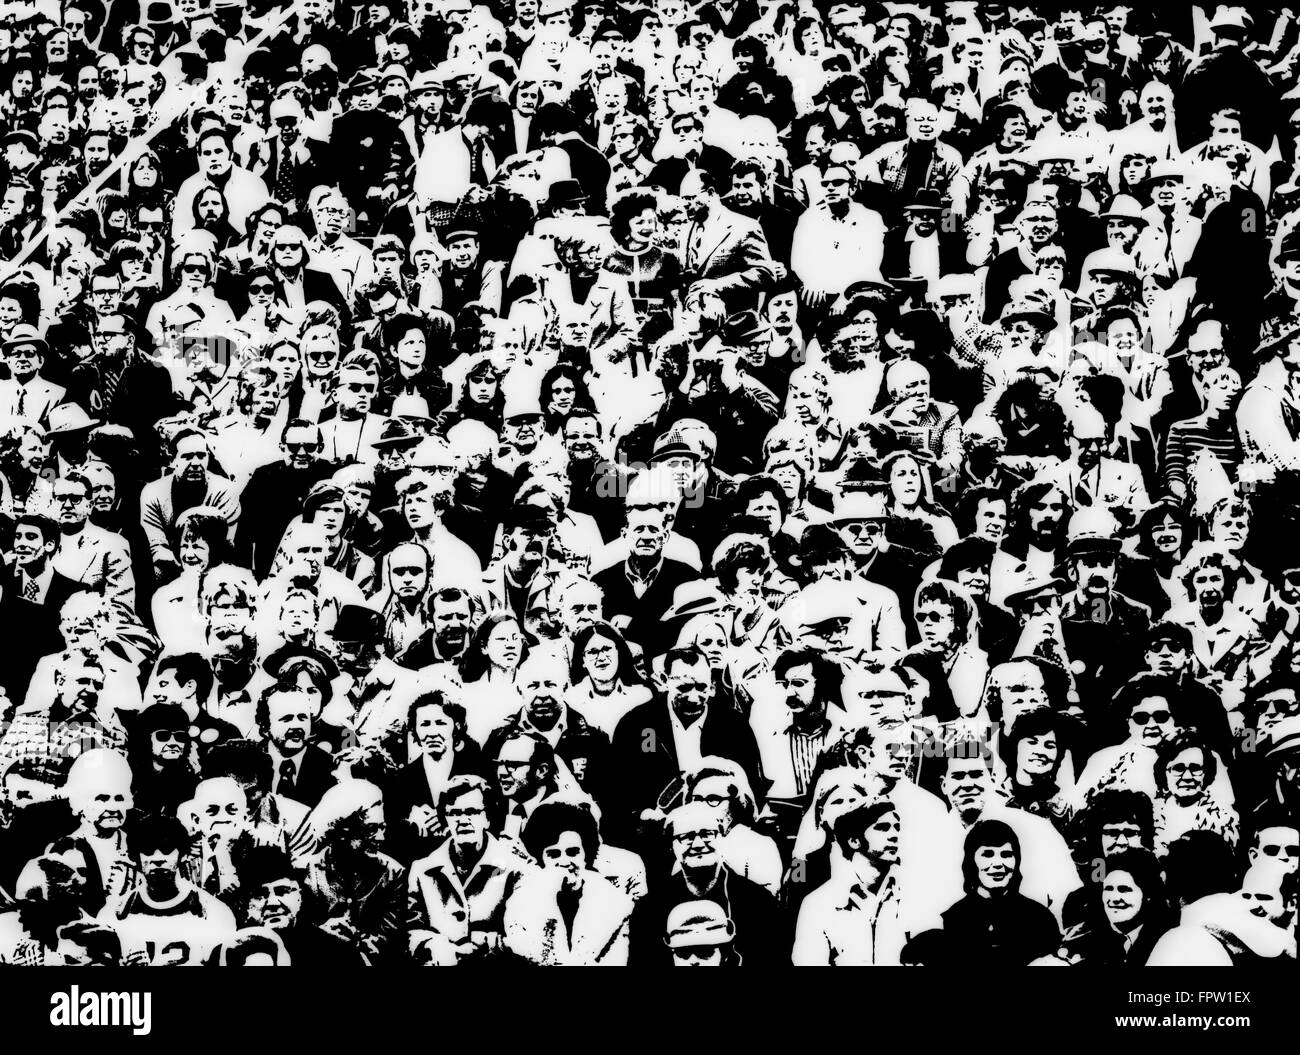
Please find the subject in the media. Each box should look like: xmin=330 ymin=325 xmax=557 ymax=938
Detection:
xmin=687 ymin=222 xmax=704 ymax=269
xmin=274 ymin=145 xmax=297 ymax=204
xmin=15 ymin=386 xmax=24 ymax=417
xmin=278 ymin=759 xmax=297 ymax=796
xmin=23 ymin=575 xmax=38 ymax=601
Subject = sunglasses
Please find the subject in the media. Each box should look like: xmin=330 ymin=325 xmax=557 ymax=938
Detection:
xmin=152 ymin=729 xmax=188 ymax=743
xmin=843 ymin=521 xmax=884 ymax=536
xmin=1131 ymin=710 xmax=1171 ymax=725
xmin=249 ymin=283 xmax=274 ymax=294
xmin=672 ymin=946 xmax=719 ymax=961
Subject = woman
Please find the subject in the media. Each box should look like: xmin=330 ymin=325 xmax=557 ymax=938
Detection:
xmin=126 ymin=702 xmax=200 ymax=817
xmin=936 ymin=819 xmax=1061 ymax=966
xmin=378 ymin=311 xmax=452 ymax=418
xmin=1161 ymin=365 xmax=1244 ymax=503
xmin=1053 ymin=849 xmax=1173 ymax=965
xmin=999 ymin=706 xmax=1073 ymax=825
xmin=604 ymin=188 xmax=681 ymax=363
xmin=504 ymin=801 xmax=633 ymax=965
xmin=1152 ymin=730 xmax=1239 ymax=856
xmin=144 ymin=247 xmax=237 ymax=350
xmin=438 ymin=354 xmax=504 ymax=434
xmin=458 ymin=613 xmax=528 ymax=745
xmin=565 ymin=622 xmax=651 ymax=736
xmin=672 ymin=614 xmax=754 ymax=717
xmin=236 ymin=265 xmax=287 ymax=336
xmin=882 ymin=448 xmax=959 ymax=549
xmin=302 ymin=780 xmax=406 ymax=966
xmin=712 ymin=533 xmax=785 ymax=668
xmin=539 ymin=363 xmax=595 ymax=436
xmin=125 ymin=149 xmax=166 ymax=212
xmin=684 ymin=758 xmax=782 ymax=895
xmin=152 ymin=509 xmax=232 ymax=654
xmin=1133 ymin=499 xmax=1191 ymax=613
xmin=908 ymin=578 xmax=990 ymax=724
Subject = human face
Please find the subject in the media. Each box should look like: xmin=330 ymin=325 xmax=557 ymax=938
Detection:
xmin=1148 ymin=515 xmax=1182 ymax=555
xmin=1102 ymin=869 xmax=1142 ymax=929
xmin=625 ymin=508 xmax=667 ymax=559
xmin=389 ymin=549 xmax=428 ymax=599
xmin=563 ymin=586 xmax=602 ymax=636
xmin=495 ymin=739 xmax=539 ymax=800
xmin=972 ymin=497 xmax=1007 ymax=545
xmin=915 ymin=600 xmax=957 ymax=649
xmin=1145 ymin=639 xmax=1188 ymax=676
xmin=1240 ymin=877 xmax=1288 ymax=926
xmin=862 ymin=810 xmax=901 ymax=865
xmin=53 ymin=480 xmax=91 ymax=529
xmin=140 ymin=846 xmax=180 ymax=882
xmin=413 ymin=703 xmax=456 ymax=757
xmin=83 ymin=782 xmax=130 ymax=834
xmin=487 ymin=620 xmax=525 ymax=672
xmin=1256 ymin=691 xmax=1300 ymax=739
xmin=1211 ymin=508 xmax=1249 ymax=551
xmin=12 ymin=524 xmax=53 ymax=568
xmin=1075 ymin=554 xmax=1117 ymax=598
xmin=667 ymin=658 xmax=712 ymax=724
xmin=672 ymin=816 xmax=721 ymax=870
xmin=432 ymin=597 xmax=472 ymax=654
xmin=174 ymin=435 xmax=210 ymax=483
xmin=542 ymin=829 xmax=585 ymax=878
xmin=746 ymin=493 xmax=782 ymax=535
xmin=447 ymin=235 xmax=478 ymax=269
xmin=282 ymin=426 xmax=319 ymax=470
xmin=337 ymin=369 xmax=377 ymax=417
xmin=1165 ymin=748 xmax=1206 ymax=803
xmin=994 ymin=663 xmax=1049 ymax=728
xmin=267 ymin=692 xmax=312 ymax=753
xmin=1252 ymin=826 xmax=1300 ymax=875
xmin=178 ymin=530 xmax=211 ymax=569
xmin=580 ymin=631 xmax=617 ymax=683
xmin=692 ymin=622 xmax=727 ymax=670
xmin=889 ymin=457 xmax=923 ymax=508
xmin=1100 ymin=821 xmax=1144 ymax=856
xmin=1129 ymin=697 xmax=1174 ymax=748
xmin=973 ymin=843 xmax=1017 ymax=893
xmin=1190 ymin=566 xmax=1226 ymax=608
xmin=249 ymin=879 xmax=303 ymax=930
xmin=839 ymin=518 xmax=883 ymax=560
xmin=59 ymin=663 xmax=103 ymax=712
xmin=942 ymin=758 xmax=990 ymax=817
xmin=198 ymin=136 xmax=233 ymax=178
xmin=446 ymin=789 xmax=489 ymax=848
xmin=197 ymin=784 xmax=248 ymax=840
xmin=1027 ymin=488 xmax=1065 ymax=542
xmin=1017 ymin=732 xmax=1059 ymax=778
xmin=5 ymin=340 xmax=42 ymax=382
xmin=821 ymin=166 xmax=852 ymax=207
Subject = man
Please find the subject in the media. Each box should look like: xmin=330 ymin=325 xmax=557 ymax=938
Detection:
xmin=593 ymin=504 xmax=700 ymax=650
xmin=608 ymin=647 xmax=762 ymax=846
xmin=257 ymin=685 xmax=337 ymax=809
xmin=0 ymin=325 xmax=64 ymax=425
xmin=678 ymin=167 xmax=778 ymax=315
xmin=829 ymin=491 xmax=917 ymax=627
xmin=1147 ymin=862 xmax=1296 ymax=966
xmin=51 ymin=472 xmax=135 ymax=609
xmin=139 ymin=428 xmax=241 ymax=581
xmin=629 ymin=802 xmax=786 ymax=965
xmin=882 ymin=190 xmax=969 ymax=285
xmin=664 ymin=899 xmax=740 ymax=966
xmin=485 ymin=652 xmax=608 ymax=799
xmin=319 ymin=356 xmax=386 ymax=465
xmin=792 ymin=799 xmax=912 ymax=965
xmin=235 ymin=419 xmax=336 ymax=578
xmin=101 ymin=813 xmax=237 ymax=965
xmin=1057 ymin=534 xmax=1152 ymax=719
xmin=307 ymin=186 xmax=377 ymax=300
xmin=406 ymin=775 xmax=531 ymax=965
xmin=432 ymin=223 xmax=504 ymax=318
xmin=0 ymin=648 xmax=127 ymax=770
xmin=862 ymin=97 xmax=963 ymax=216
xmin=725 ymin=159 xmax=797 ymax=262
xmin=937 ymin=740 xmax=1081 ymax=921
xmin=172 ymin=126 xmax=270 ymax=240
xmin=239 ymin=846 xmax=362 ymax=965
xmin=396 ymin=586 xmax=477 ymax=675
xmin=757 ymin=647 xmax=842 ymax=810
xmin=790 ymin=163 xmax=886 ymax=310
xmin=482 ymin=504 xmax=558 ymax=623
xmin=261 ymin=95 xmax=325 ymax=218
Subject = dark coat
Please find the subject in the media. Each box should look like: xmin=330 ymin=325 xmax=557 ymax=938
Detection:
xmin=592 ymin=557 xmax=701 ymax=652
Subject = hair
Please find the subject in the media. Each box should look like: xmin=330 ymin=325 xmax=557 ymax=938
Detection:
xmin=1101 ymin=847 xmax=1172 ymax=928
xmin=684 ymin=757 xmax=758 ymax=825
xmin=1154 ymin=729 xmax=1216 ymax=797
xmin=153 ymin=652 xmax=214 ymax=704
xmin=127 ymin=812 xmax=191 ymax=859
xmin=663 ymin=645 xmax=710 ymax=678
xmin=407 ymin=690 xmax=468 ymax=745
xmin=609 ymin=188 xmax=659 ymax=245
xmin=520 ymin=800 xmax=600 ymax=866
xmin=832 ymin=798 xmax=898 ymax=858
xmin=569 ymin=621 xmax=642 ymax=687
xmin=913 ymin=578 xmax=974 ymax=646
xmin=772 ymin=645 xmax=844 ymax=706
xmin=437 ymin=775 xmax=503 ymax=832
xmin=961 ymin=818 xmax=1022 ymax=895
xmin=1162 ymin=831 xmax=1240 ymax=905
xmin=461 ymin=611 xmax=531 ymax=682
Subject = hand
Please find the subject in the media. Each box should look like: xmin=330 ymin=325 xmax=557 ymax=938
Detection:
xmin=322 ymin=915 xmax=359 ymax=943
xmin=122 ymin=949 xmax=151 ymax=967
xmin=408 ymin=804 xmax=439 ymax=837
xmin=887 ymin=395 xmax=928 ymax=426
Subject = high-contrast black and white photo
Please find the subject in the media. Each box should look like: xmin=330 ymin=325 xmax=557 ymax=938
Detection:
xmin=0 ymin=0 xmax=1296 ymax=972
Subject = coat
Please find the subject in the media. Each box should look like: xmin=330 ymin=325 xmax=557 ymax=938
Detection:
xmin=681 ymin=206 xmax=778 ymax=314
xmin=139 ymin=472 xmax=242 ymax=568
xmin=503 ymin=868 xmax=633 ymax=965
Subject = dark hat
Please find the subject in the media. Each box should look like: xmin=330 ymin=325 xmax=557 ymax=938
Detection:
xmin=237 ymin=846 xmax=298 ymax=890
xmin=719 ymin=310 xmax=768 ymax=348
xmin=545 ymin=178 xmax=588 ymax=212
xmin=370 ymin=417 xmax=424 ymax=451
xmin=1062 ymin=535 xmax=1122 ymax=565
xmin=303 ymin=481 xmax=346 ymax=515
xmin=1252 ymin=323 xmax=1300 ymax=361
xmin=1278 ymin=226 xmax=1300 ymax=264
xmin=904 ymin=188 xmax=945 ymax=212
xmin=442 ymin=219 xmax=481 ymax=243
xmin=342 ymin=69 xmax=379 ymax=96
xmin=2 ymin=130 xmax=38 ymax=154
xmin=262 ymin=644 xmax=340 ymax=682
xmin=329 ymin=605 xmax=384 ymax=646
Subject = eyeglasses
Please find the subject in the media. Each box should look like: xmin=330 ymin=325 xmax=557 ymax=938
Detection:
xmin=672 ymin=829 xmax=719 ymax=844
xmin=1261 ymin=695 xmax=1300 ymax=716
xmin=672 ymin=946 xmax=718 ymax=961
xmin=181 ymin=264 xmax=208 ymax=275
xmin=1166 ymin=762 xmax=1204 ymax=776
xmin=444 ymin=806 xmax=484 ymax=819
xmin=915 ymin=611 xmax=950 ymax=624
xmin=284 ymin=442 xmax=317 ymax=453
xmin=692 ymin=793 xmax=731 ymax=808
xmin=1131 ymin=710 xmax=1171 ymax=725
xmin=54 ymin=493 xmax=87 ymax=504
xmin=249 ymin=283 xmax=274 ymax=294
xmin=152 ymin=730 xmax=188 ymax=743
xmin=843 ymin=521 xmax=884 ymax=536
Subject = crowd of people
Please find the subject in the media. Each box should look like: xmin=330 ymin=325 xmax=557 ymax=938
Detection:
xmin=0 ymin=0 xmax=1297 ymax=967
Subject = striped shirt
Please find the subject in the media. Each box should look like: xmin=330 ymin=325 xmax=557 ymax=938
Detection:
xmin=1161 ymin=417 xmax=1242 ymax=494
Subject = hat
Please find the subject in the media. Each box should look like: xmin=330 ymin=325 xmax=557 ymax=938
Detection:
xmin=1063 ymin=535 xmax=1122 ymax=561
xmin=380 ymin=63 xmax=409 ymax=85
xmin=651 ymin=428 xmax=703 ymax=463
xmin=1099 ymin=194 xmax=1147 ymax=225
xmin=262 ymin=644 xmax=340 ymax=682
xmin=502 ymin=384 xmax=543 ymax=421
xmin=1145 ymin=622 xmax=1192 ymax=652
xmin=1253 ymin=323 xmax=1300 ymax=361
xmin=1278 ymin=227 xmax=1300 ymax=264
xmin=719 ymin=310 xmax=769 ymax=348
xmin=832 ymin=491 xmax=888 ymax=523
xmin=410 ymin=69 xmax=444 ymax=93
xmin=1264 ymin=715 xmax=1300 ymax=757
xmin=999 ymin=299 xmax=1055 ymax=330
xmin=663 ymin=580 xmax=728 ymax=622
xmin=904 ymin=188 xmax=945 ymax=212
xmin=790 ymin=580 xmax=861 ymax=627
xmin=664 ymin=901 xmax=735 ymax=950
xmin=1 ymin=130 xmax=38 ymax=155
xmin=341 ymin=69 xmax=378 ymax=96
xmin=545 ymin=179 xmax=588 ymax=213
xmin=1003 ymin=574 xmax=1070 ymax=610
xmin=2 ymin=323 xmax=47 ymax=355
xmin=330 ymin=605 xmax=384 ymax=646
xmin=1083 ymin=248 xmax=1137 ymax=279
xmin=1147 ymin=159 xmax=1185 ymax=184
xmin=371 ymin=234 xmax=406 ymax=259
xmin=409 ymin=436 xmax=458 ymax=469
xmin=1209 ymin=7 xmax=1251 ymax=32
xmin=370 ymin=417 xmax=424 ymax=451
xmin=43 ymin=403 xmax=99 ymax=436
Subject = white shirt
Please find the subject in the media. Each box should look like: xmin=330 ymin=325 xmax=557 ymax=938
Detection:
xmin=668 ymin=704 xmax=707 ymax=774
